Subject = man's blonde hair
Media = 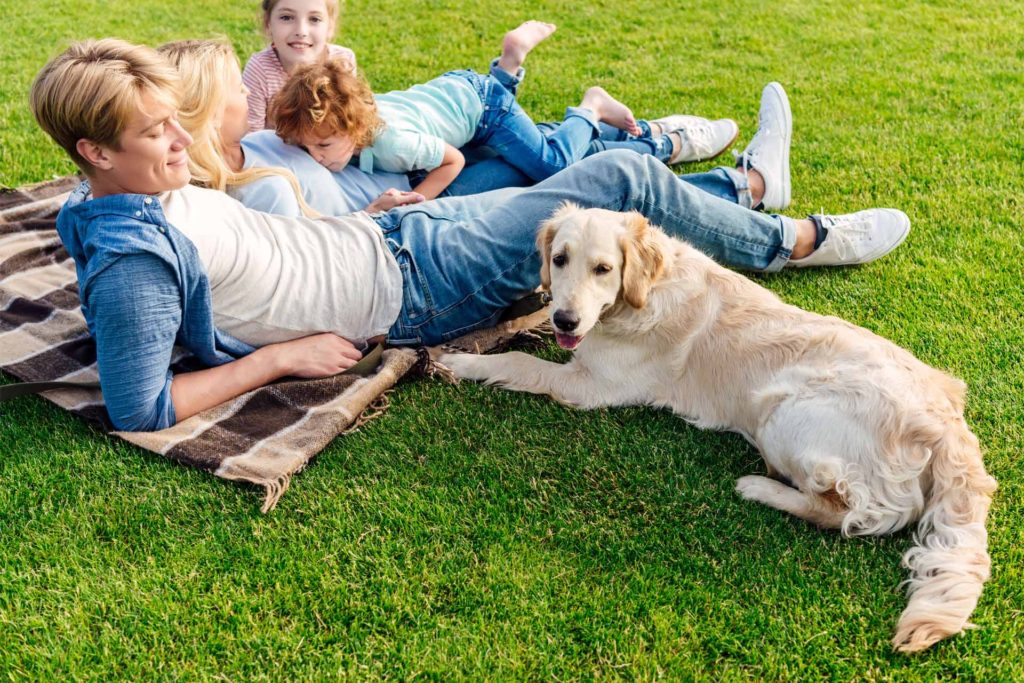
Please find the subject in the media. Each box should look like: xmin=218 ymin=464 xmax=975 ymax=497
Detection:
xmin=157 ymin=38 xmax=317 ymax=218
xmin=29 ymin=38 xmax=180 ymax=174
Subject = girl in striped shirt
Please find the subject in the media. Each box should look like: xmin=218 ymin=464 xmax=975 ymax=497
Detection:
xmin=242 ymin=0 xmax=356 ymax=132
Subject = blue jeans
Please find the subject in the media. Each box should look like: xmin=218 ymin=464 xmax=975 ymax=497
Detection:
xmin=484 ymin=61 xmax=673 ymax=161
xmin=583 ymin=121 xmax=673 ymax=161
xmin=449 ymin=68 xmax=600 ymax=183
xmin=446 ymin=154 xmax=752 ymax=207
xmin=585 ymin=125 xmax=761 ymax=208
xmin=378 ymin=150 xmax=794 ymax=346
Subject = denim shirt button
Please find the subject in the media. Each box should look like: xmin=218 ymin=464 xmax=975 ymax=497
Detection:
xmin=144 ymin=197 xmax=153 ymax=205
xmin=158 ymin=227 xmax=167 ymax=234
xmin=134 ymin=210 xmax=142 ymax=217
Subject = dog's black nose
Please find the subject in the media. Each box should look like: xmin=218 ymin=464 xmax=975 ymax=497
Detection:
xmin=553 ymin=309 xmax=580 ymax=332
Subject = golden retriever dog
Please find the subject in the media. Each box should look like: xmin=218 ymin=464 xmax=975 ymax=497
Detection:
xmin=440 ymin=203 xmax=996 ymax=653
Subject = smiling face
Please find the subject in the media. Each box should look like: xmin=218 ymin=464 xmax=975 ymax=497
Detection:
xmin=297 ymin=129 xmax=356 ymax=171
xmin=266 ymin=0 xmax=335 ymax=72
xmin=83 ymin=89 xmax=193 ymax=198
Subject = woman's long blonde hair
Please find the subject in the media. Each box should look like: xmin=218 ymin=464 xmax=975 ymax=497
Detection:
xmin=156 ymin=38 xmax=316 ymax=217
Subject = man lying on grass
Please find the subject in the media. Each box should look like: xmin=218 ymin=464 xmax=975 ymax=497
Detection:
xmin=29 ymin=39 xmax=910 ymax=431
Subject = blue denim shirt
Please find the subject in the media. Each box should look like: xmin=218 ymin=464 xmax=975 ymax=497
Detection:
xmin=57 ymin=181 xmax=254 ymax=432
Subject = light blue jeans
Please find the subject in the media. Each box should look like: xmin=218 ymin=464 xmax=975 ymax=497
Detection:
xmin=446 ymin=154 xmax=754 ymax=207
xmin=485 ymin=61 xmax=674 ymax=162
xmin=449 ymin=68 xmax=601 ymax=183
xmin=377 ymin=150 xmax=795 ymax=346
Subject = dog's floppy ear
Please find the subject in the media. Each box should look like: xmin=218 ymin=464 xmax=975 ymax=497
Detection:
xmin=537 ymin=202 xmax=578 ymax=289
xmin=619 ymin=212 xmax=665 ymax=309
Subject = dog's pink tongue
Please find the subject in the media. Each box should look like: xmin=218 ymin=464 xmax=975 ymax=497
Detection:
xmin=555 ymin=332 xmax=581 ymax=350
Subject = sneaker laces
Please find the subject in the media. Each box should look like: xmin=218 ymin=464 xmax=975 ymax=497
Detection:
xmin=732 ymin=121 xmax=778 ymax=173
xmin=676 ymin=122 xmax=714 ymax=160
xmin=814 ymin=213 xmax=874 ymax=259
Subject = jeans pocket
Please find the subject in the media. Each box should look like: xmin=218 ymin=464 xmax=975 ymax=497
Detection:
xmin=394 ymin=247 xmax=434 ymax=323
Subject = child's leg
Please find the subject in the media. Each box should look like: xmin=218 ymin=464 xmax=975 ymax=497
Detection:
xmin=489 ymin=58 xmax=524 ymax=97
xmin=558 ymin=118 xmax=738 ymax=165
xmin=587 ymin=121 xmax=673 ymax=162
xmin=594 ymin=120 xmax=657 ymax=142
xmin=531 ymin=119 xmax=672 ymax=162
xmin=494 ymin=21 xmax=556 ymax=90
xmin=476 ymin=96 xmax=601 ymax=182
xmin=579 ymin=87 xmax=641 ymax=136
xmin=442 ymin=158 xmax=533 ymax=197
xmin=474 ymin=83 xmax=646 ymax=182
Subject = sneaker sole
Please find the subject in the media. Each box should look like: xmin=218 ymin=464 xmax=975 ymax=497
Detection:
xmin=763 ymin=82 xmax=792 ymax=211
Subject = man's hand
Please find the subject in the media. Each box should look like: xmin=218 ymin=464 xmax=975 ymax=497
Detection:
xmin=365 ymin=188 xmax=426 ymax=212
xmin=169 ymin=333 xmax=364 ymax=424
xmin=269 ymin=333 xmax=364 ymax=377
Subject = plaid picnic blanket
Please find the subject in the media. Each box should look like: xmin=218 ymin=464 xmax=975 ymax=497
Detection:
xmin=0 ymin=177 xmax=548 ymax=511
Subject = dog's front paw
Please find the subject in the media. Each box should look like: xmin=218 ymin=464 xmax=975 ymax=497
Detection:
xmin=438 ymin=352 xmax=492 ymax=382
xmin=735 ymin=474 xmax=777 ymax=502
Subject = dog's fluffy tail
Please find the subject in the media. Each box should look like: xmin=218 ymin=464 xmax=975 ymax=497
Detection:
xmin=892 ymin=417 xmax=997 ymax=653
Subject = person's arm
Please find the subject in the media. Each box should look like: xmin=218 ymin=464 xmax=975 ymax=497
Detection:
xmin=169 ymin=332 xmax=362 ymax=422
xmin=409 ymin=143 xmax=464 ymax=200
xmin=87 ymin=254 xmax=188 ymax=430
xmin=89 ymin=255 xmax=362 ymax=431
xmin=334 ymin=45 xmax=357 ymax=75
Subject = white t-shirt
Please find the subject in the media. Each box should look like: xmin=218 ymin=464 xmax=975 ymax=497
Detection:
xmin=159 ymin=185 xmax=402 ymax=347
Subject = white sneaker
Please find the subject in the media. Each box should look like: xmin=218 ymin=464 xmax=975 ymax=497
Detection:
xmin=649 ymin=115 xmax=739 ymax=163
xmin=788 ymin=209 xmax=910 ymax=267
xmin=734 ymin=82 xmax=792 ymax=211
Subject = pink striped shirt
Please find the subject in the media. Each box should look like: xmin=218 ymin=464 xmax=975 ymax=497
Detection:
xmin=242 ymin=44 xmax=357 ymax=133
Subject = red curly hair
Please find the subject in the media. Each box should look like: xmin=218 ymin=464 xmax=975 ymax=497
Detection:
xmin=272 ymin=58 xmax=383 ymax=148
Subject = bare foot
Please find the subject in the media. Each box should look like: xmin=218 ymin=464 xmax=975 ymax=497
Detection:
xmin=497 ymin=21 xmax=557 ymax=75
xmin=580 ymin=86 xmax=641 ymax=136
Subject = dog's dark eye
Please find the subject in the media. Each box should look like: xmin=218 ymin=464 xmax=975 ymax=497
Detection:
xmin=594 ymin=263 xmax=612 ymax=275
xmin=552 ymin=253 xmax=567 ymax=268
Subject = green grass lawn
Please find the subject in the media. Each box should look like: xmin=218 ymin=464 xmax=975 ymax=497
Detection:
xmin=2 ymin=0 xmax=1023 ymax=679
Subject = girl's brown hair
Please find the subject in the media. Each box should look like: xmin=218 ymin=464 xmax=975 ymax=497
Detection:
xmin=272 ymin=58 xmax=383 ymax=149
